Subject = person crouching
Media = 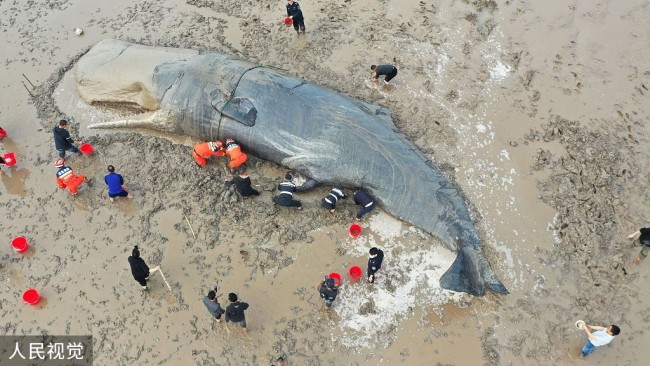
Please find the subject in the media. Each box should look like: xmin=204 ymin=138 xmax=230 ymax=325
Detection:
xmin=321 ymin=184 xmax=346 ymax=213
xmin=54 ymin=158 xmax=86 ymax=196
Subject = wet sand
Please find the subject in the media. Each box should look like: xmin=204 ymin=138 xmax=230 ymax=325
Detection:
xmin=2 ymin=0 xmax=650 ymax=365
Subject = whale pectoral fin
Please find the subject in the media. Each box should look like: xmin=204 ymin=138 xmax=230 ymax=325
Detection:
xmin=440 ymin=246 xmax=509 ymax=296
xmin=295 ymin=179 xmax=319 ymax=192
xmin=87 ymin=110 xmax=179 ymax=134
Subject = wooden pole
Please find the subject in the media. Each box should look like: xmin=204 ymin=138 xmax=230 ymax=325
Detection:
xmin=157 ymin=267 xmax=173 ymax=292
xmin=183 ymin=212 xmax=196 ymax=239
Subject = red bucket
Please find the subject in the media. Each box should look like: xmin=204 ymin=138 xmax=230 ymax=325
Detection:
xmin=348 ymin=266 xmax=362 ymax=281
xmin=328 ymin=272 xmax=342 ymax=286
xmin=3 ymin=152 xmax=16 ymax=167
xmin=0 ymin=128 xmax=6 ymax=140
xmin=284 ymin=17 xmax=293 ymax=27
xmin=349 ymin=224 xmax=362 ymax=239
xmin=12 ymin=236 xmax=28 ymax=253
xmin=79 ymin=143 xmax=94 ymax=155
xmin=23 ymin=289 xmax=41 ymax=305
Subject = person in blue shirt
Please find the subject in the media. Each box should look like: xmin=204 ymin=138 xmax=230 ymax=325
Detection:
xmin=105 ymin=165 xmax=133 ymax=202
xmin=286 ymin=0 xmax=306 ymax=34
xmin=353 ymin=187 xmax=376 ymax=220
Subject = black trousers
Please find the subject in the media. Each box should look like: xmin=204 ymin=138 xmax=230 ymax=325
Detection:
xmin=384 ymin=67 xmax=398 ymax=82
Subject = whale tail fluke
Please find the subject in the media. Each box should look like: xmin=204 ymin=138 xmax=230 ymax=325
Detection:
xmin=440 ymin=246 xmax=509 ymax=296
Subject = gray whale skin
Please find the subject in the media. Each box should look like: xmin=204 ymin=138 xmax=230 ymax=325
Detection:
xmin=77 ymin=39 xmax=508 ymax=297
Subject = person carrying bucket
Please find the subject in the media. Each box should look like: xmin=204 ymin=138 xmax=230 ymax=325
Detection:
xmin=192 ymin=140 xmax=224 ymax=167
xmin=321 ymin=184 xmax=347 ymax=213
xmin=367 ymin=247 xmax=384 ymax=284
xmin=286 ymin=0 xmax=306 ymax=34
xmin=224 ymin=138 xmax=248 ymax=172
xmin=127 ymin=245 xmax=159 ymax=291
xmin=54 ymin=158 xmax=86 ymax=196
xmin=317 ymin=277 xmax=338 ymax=308
xmin=53 ymin=119 xmax=83 ymax=158
xmin=104 ymin=165 xmax=134 ymax=202
xmin=353 ymin=187 xmax=376 ymax=220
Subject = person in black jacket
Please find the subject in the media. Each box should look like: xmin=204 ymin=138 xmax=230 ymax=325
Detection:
xmin=353 ymin=188 xmax=376 ymax=220
xmin=370 ymin=64 xmax=398 ymax=85
xmin=367 ymin=247 xmax=384 ymax=283
xmin=318 ymin=277 xmax=338 ymax=308
xmin=127 ymin=245 xmax=158 ymax=290
xmin=225 ymin=293 xmax=250 ymax=334
xmin=286 ymin=0 xmax=305 ymax=34
xmin=52 ymin=119 xmax=82 ymax=158
xmin=224 ymin=169 xmax=260 ymax=197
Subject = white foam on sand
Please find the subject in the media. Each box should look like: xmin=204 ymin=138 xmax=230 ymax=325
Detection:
xmin=333 ymin=212 xmax=465 ymax=349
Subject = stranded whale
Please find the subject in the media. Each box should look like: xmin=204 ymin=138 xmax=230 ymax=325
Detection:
xmin=77 ymin=39 xmax=507 ymax=296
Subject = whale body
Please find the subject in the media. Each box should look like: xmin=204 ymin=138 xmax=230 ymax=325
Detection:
xmin=77 ymin=39 xmax=507 ymax=296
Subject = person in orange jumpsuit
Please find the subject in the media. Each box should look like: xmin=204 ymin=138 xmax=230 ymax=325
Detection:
xmin=224 ymin=138 xmax=248 ymax=171
xmin=55 ymin=158 xmax=86 ymax=195
xmin=192 ymin=140 xmax=224 ymax=166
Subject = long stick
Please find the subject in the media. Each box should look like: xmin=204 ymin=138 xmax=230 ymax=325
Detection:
xmin=183 ymin=212 xmax=196 ymax=239
xmin=157 ymin=268 xmax=173 ymax=292
xmin=22 ymin=82 xmax=33 ymax=97
xmin=22 ymin=74 xmax=35 ymax=88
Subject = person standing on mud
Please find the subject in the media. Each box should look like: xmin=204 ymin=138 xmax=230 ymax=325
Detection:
xmin=320 ymin=184 xmax=346 ymax=213
xmin=367 ymin=247 xmax=384 ymax=283
xmin=53 ymin=119 xmax=82 ymax=158
xmin=54 ymin=158 xmax=87 ymax=196
xmin=273 ymin=173 xmax=303 ymax=210
xmin=353 ymin=187 xmax=376 ymax=220
xmin=286 ymin=0 xmax=306 ymax=34
xmin=580 ymin=323 xmax=620 ymax=358
xmin=224 ymin=168 xmax=260 ymax=197
xmin=202 ymin=287 xmax=225 ymax=323
xmin=128 ymin=245 xmax=159 ymax=291
xmin=225 ymin=293 xmax=250 ymax=334
xmin=627 ymin=227 xmax=650 ymax=264
xmin=105 ymin=165 xmax=134 ymax=202
xmin=318 ymin=277 xmax=338 ymax=308
xmin=370 ymin=64 xmax=398 ymax=85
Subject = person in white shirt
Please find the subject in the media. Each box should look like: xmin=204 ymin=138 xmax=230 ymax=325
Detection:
xmin=581 ymin=323 xmax=620 ymax=357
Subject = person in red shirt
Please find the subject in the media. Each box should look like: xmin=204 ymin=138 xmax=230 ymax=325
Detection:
xmin=192 ymin=140 xmax=224 ymax=166
xmin=54 ymin=158 xmax=86 ymax=195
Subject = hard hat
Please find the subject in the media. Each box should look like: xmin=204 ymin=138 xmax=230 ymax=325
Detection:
xmin=54 ymin=158 xmax=65 ymax=168
xmin=215 ymin=140 xmax=223 ymax=147
xmin=226 ymin=138 xmax=235 ymax=144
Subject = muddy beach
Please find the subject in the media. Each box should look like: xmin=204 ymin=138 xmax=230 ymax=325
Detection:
xmin=2 ymin=0 xmax=650 ymax=365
